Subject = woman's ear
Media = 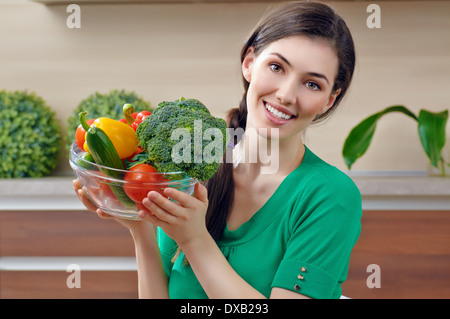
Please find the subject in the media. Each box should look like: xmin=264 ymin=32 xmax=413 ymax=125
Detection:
xmin=242 ymin=47 xmax=255 ymax=83
xmin=320 ymin=88 xmax=341 ymax=115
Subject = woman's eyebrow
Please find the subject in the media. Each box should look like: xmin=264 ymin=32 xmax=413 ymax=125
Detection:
xmin=269 ymin=52 xmax=330 ymax=85
xmin=307 ymin=72 xmax=330 ymax=85
xmin=270 ymin=52 xmax=292 ymax=67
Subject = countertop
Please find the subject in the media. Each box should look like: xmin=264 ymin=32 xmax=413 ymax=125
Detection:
xmin=1 ymin=173 xmax=450 ymax=211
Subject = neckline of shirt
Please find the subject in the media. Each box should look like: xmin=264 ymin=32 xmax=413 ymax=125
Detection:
xmin=217 ymin=145 xmax=314 ymax=247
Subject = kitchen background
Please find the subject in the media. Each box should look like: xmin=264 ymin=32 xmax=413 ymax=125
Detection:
xmin=1 ymin=0 xmax=449 ymax=174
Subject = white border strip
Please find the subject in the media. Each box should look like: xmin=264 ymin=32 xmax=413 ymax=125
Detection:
xmin=0 ymin=256 xmax=137 ymax=271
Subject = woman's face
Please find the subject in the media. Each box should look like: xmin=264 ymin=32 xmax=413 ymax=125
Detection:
xmin=242 ymin=35 xmax=340 ymax=142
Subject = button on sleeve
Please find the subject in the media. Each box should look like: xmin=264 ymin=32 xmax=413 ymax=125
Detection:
xmin=271 ymin=260 xmax=338 ymax=299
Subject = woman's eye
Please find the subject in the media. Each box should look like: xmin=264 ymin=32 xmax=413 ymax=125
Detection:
xmin=270 ymin=63 xmax=283 ymax=73
xmin=306 ymin=81 xmax=320 ymax=91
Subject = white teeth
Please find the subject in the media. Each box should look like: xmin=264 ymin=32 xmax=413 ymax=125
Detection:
xmin=265 ymin=103 xmax=292 ymax=120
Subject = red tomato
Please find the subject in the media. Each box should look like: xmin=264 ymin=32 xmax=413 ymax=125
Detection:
xmin=121 ymin=111 xmax=151 ymax=131
xmin=123 ymin=164 xmax=167 ymax=203
xmin=136 ymin=111 xmax=151 ymax=121
xmin=75 ymin=119 xmax=95 ymax=150
xmin=131 ymin=121 xmax=141 ymax=131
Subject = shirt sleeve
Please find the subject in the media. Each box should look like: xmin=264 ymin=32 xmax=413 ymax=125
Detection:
xmin=271 ymin=168 xmax=362 ymax=299
xmin=157 ymin=227 xmax=178 ymax=279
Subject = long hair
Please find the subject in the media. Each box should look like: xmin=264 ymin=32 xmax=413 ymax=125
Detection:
xmin=172 ymin=2 xmax=356 ymax=262
xmin=203 ymin=1 xmax=356 ymax=243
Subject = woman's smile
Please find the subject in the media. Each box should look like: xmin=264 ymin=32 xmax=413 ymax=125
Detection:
xmin=242 ymin=35 xmax=340 ymax=140
xmin=263 ymin=100 xmax=296 ymax=124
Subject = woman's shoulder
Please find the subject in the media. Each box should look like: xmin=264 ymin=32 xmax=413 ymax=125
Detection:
xmin=286 ymin=147 xmax=362 ymax=230
xmin=292 ymin=146 xmax=361 ymax=200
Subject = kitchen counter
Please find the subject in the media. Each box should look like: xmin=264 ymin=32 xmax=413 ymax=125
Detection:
xmin=350 ymin=174 xmax=450 ymax=210
xmin=0 ymin=176 xmax=84 ymax=210
xmin=1 ymin=173 xmax=450 ymax=211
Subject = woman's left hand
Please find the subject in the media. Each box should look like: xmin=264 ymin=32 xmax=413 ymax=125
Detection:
xmin=138 ymin=182 xmax=209 ymax=248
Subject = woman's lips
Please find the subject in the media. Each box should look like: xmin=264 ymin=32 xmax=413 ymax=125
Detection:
xmin=263 ymin=101 xmax=296 ymax=124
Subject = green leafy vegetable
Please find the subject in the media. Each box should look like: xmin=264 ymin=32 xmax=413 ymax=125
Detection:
xmin=136 ymin=98 xmax=228 ymax=181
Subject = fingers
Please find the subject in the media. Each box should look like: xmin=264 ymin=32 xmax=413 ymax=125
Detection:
xmin=73 ymin=179 xmax=109 ymax=217
xmin=163 ymin=183 xmax=208 ymax=208
xmin=138 ymin=209 xmax=167 ymax=228
xmin=96 ymin=208 xmax=113 ymax=219
xmin=193 ymin=182 xmax=208 ymax=204
xmin=73 ymin=179 xmax=82 ymax=192
xmin=140 ymin=191 xmax=179 ymax=224
xmin=140 ymin=184 xmax=208 ymax=226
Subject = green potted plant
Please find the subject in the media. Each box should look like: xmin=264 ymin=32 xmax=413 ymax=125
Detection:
xmin=65 ymin=89 xmax=152 ymax=155
xmin=0 ymin=90 xmax=62 ymax=178
xmin=342 ymin=105 xmax=449 ymax=176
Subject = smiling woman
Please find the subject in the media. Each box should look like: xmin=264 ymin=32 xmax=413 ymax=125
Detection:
xmin=242 ymin=35 xmax=341 ymax=138
xmin=74 ymin=1 xmax=361 ymax=300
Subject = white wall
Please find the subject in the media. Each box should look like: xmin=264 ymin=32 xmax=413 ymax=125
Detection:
xmin=1 ymin=0 xmax=449 ymax=174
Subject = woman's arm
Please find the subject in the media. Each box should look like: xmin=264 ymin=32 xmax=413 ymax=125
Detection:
xmin=139 ymin=183 xmax=308 ymax=299
xmin=182 ymin=230 xmax=265 ymax=299
xmin=130 ymin=223 xmax=169 ymax=299
xmin=73 ymin=179 xmax=169 ymax=299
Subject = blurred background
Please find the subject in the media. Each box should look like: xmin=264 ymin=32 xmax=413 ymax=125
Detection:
xmin=1 ymin=0 xmax=448 ymax=174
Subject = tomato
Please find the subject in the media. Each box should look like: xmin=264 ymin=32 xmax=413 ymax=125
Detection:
xmin=123 ymin=163 xmax=168 ymax=203
xmin=131 ymin=111 xmax=152 ymax=131
xmin=136 ymin=111 xmax=151 ymax=122
xmin=75 ymin=118 xmax=95 ymax=150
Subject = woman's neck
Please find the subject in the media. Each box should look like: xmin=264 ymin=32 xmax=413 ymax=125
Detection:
xmin=232 ymin=128 xmax=305 ymax=179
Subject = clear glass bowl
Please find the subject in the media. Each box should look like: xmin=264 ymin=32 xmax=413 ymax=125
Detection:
xmin=69 ymin=143 xmax=197 ymax=220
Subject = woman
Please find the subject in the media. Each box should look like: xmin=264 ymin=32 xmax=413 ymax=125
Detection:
xmin=74 ymin=1 xmax=361 ymax=299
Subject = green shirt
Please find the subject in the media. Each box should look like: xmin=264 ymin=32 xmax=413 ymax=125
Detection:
xmin=157 ymin=146 xmax=362 ymax=299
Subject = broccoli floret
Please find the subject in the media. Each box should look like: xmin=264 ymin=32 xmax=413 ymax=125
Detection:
xmin=136 ymin=98 xmax=228 ymax=181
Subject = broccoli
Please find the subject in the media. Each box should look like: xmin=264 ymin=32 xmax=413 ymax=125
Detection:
xmin=136 ymin=98 xmax=228 ymax=181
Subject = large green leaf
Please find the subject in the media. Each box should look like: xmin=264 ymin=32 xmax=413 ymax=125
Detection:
xmin=342 ymin=105 xmax=418 ymax=169
xmin=418 ymin=109 xmax=448 ymax=168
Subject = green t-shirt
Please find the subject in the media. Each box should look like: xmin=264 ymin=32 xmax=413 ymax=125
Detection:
xmin=157 ymin=146 xmax=362 ymax=299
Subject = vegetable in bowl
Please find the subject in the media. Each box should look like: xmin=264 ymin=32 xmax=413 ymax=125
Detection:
xmin=136 ymin=98 xmax=228 ymax=181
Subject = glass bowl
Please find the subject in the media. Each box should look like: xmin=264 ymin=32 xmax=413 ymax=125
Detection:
xmin=69 ymin=143 xmax=197 ymax=220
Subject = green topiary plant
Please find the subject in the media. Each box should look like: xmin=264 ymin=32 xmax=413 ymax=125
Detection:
xmin=65 ymin=89 xmax=152 ymax=154
xmin=0 ymin=90 xmax=62 ymax=178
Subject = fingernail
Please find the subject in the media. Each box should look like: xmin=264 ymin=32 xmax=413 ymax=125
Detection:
xmin=165 ymin=188 xmax=174 ymax=196
xmin=148 ymin=191 xmax=158 ymax=200
xmin=138 ymin=210 xmax=147 ymax=218
xmin=143 ymin=198 xmax=152 ymax=206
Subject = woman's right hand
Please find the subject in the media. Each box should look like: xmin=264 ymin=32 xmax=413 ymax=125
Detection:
xmin=73 ymin=179 xmax=143 ymax=231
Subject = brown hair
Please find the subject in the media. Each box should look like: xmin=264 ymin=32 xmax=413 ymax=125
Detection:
xmin=176 ymin=2 xmax=356 ymax=259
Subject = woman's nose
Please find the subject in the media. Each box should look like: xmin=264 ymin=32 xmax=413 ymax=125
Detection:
xmin=275 ymin=77 xmax=297 ymax=106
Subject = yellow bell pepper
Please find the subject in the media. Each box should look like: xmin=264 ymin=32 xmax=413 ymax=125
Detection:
xmin=88 ymin=117 xmax=138 ymax=159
